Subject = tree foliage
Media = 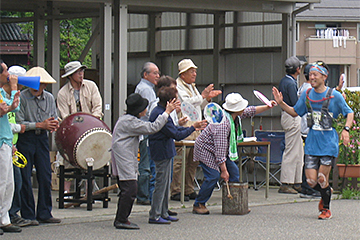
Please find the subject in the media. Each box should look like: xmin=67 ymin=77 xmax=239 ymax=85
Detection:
xmin=60 ymin=18 xmax=92 ymax=68
xmin=1 ymin=11 xmax=93 ymax=68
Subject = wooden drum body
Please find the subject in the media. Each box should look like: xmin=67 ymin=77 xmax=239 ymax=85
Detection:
xmin=55 ymin=113 xmax=112 ymax=170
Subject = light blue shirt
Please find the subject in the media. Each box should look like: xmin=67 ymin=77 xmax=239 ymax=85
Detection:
xmin=135 ymin=78 xmax=156 ymax=121
xmin=0 ymin=89 xmax=20 ymax=147
xmin=294 ymin=87 xmax=353 ymax=157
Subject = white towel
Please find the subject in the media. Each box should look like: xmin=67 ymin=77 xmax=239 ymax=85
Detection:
xmin=339 ymin=36 xmax=342 ymax=47
xmin=333 ymin=36 xmax=338 ymax=48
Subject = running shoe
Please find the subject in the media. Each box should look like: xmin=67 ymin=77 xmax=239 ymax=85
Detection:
xmin=318 ymin=209 xmax=332 ymax=220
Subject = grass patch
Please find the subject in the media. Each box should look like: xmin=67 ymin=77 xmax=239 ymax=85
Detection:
xmin=341 ymin=187 xmax=360 ymax=200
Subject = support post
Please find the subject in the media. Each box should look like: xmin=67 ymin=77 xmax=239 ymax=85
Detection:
xmin=33 ymin=4 xmax=46 ymax=67
xmin=99 ymin=2 xmax=112 ymax=128
xmin=113 ymin=2 xmax=128 ymax=128
xmin=213 ymin=12 xmax=225 ymax=100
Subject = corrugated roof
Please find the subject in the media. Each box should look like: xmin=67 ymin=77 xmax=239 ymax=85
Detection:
xmin=296 ymin=0 xmax=360 ymax=21
xmin=0 ymin=22 xmax=30 ymax=41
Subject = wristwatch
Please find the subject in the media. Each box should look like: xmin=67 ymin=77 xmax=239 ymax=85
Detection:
xmin=343 ymin=126 xmax=350 ymax=132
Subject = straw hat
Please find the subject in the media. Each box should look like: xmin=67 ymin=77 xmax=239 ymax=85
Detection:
xmin=26 ymin=67 xmax=57 ymax=84
xmin=126 ymin=93 xmax=149 ymax=116
xmin=8 ymin=66 xmax=26 ymax=76
xmin=61 ymin=61 xmax=87 ymax=78
xmin=222 ymin=93 xmax=248 ymax=112
xmin=178 ymin=59 xmax=198 ymax=75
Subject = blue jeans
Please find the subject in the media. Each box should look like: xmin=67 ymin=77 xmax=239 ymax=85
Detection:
xmin=194 ymin=158 xmax=239 ymax=207
xmin=9 ymin=165 xmax=22 ymax=219
xmin=137 ymin=138 xmax=150 ymax=202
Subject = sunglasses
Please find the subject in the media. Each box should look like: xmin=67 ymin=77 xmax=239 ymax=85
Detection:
xmin=313 ymin=61 xmax=325 ymax=66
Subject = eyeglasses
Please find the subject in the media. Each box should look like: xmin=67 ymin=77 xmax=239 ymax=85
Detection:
xmin=150 ymin=71 xmax=160 ymax=75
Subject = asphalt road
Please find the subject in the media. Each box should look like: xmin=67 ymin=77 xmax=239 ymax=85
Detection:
xmin=2 ymin=199 xmax=359 ymax=240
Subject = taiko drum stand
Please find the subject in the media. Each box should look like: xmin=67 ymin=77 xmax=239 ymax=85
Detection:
xmin=58 ymin=158 xmax=112 ymax=211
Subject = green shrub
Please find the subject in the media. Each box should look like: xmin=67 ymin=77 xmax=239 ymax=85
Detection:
xmin=341 ymin=186 xmax=360 ymax=200
xmin=335 ymin=89 xmax=360 ymax=165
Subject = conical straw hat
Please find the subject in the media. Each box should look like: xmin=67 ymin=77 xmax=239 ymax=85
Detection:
xmin=26 ymin=66 xmax=57 ymax=84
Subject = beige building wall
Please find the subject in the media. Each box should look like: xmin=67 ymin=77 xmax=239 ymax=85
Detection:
xmin=297 ymin=21 xmax=360 ymax=87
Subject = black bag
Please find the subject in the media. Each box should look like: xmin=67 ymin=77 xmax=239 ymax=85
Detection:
xmin=305 ymin=87 xmax=334 ymax=130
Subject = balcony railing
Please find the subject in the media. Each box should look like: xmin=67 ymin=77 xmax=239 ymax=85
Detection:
xmin=305 ymin=36 xmax=357 ymax=65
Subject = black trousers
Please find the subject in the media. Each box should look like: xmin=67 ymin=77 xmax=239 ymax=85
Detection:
xmin=115 ymin=179 xmax=137 ymax=223
xmin=17 ymin=131 xmax=52 ymax=220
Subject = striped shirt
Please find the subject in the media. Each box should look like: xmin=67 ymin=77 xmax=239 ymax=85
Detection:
xmin=194 ymin=106 xmax=256 ymax=171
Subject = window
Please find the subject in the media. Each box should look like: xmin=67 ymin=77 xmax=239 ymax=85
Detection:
xmin=357 ymin=23 xmax=360 ymax=42
xmin=315 ymin=23 xmax=341 ymax=39
xmin=296 ymin=22 xmax=299 ymax=42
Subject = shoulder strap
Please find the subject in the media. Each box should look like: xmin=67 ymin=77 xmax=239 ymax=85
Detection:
xmin=321 ymin=87 xmax=333 ymax=111
xmin=305 ymin=88 xmax=313 ymax=113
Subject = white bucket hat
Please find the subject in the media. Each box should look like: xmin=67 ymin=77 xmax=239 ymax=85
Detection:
xmin=26 ymin=66 xmax=57 ymax=84
xmin=178 ymin=59 xmax=198 ymax=75
xmin=8 ymin=66 xmax=27 ymax=76
xmin=61 ymin=61 xmax=87 ymax=78
xmin=222 ymin=93 xmax=248 ymax=112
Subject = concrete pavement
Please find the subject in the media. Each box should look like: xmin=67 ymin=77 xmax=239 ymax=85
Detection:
xmin=2 ymin=185 xmax=360 ymax=239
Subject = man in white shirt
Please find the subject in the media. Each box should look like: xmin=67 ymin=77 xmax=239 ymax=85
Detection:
xmin=171 ymin=59 xmax=221 ymax=201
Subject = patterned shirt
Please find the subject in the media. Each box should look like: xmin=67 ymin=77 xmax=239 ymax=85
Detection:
xmin=194 ymin=106 xmax=256 ymax=171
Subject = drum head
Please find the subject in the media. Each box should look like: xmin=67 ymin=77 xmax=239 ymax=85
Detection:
xmin=74 ymin=128 xmax=112 ymax=170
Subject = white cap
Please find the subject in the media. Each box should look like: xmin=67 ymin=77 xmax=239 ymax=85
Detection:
xmin=178 ymin=59 xmax=198 ymax=75
xmin=8 ymin=65 xmax=26 ymax=76
xmin=222 ymin=93 xmax=248 ymax=112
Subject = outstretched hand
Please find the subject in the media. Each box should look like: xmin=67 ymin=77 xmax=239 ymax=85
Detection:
xmin=269 ymin=100 xmax=277 ymax=107
xmin=165 ymin=98 xmax=179 ymax=115
xmin=178 ymin=116 xmax=188 ymax=126
xmin=0 ymin=102 xmax=9 ymax=117
xmin=202 ymin=84 xmax=222 ymax=101
xmin=9 ymin=90 xmax=20 ymax=112
xmin=272 ymin=87 xmax=283 ymax=105
xmin=193 ymin=119 xmax=207 ymax=131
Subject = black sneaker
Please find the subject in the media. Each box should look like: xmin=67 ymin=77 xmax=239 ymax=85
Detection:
xmin=300 ymin=190 xmax=321 ymax=199
xmin=170 ymin=193 xmax=189 ymax=201
xmin=136 ymin=200 xmax=151 ymax=205
xmin=168 ymin=210 xmax=178 ymax=216
xmin=186 ymin=192 xmax=197 ymax=200
xmin=1 ymin=224 xmax=22 ymax=233
xmin=11 ymin=216 xmax=32 ymax=227
xmin=114 ymin=221 xmax=140 ymax=229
